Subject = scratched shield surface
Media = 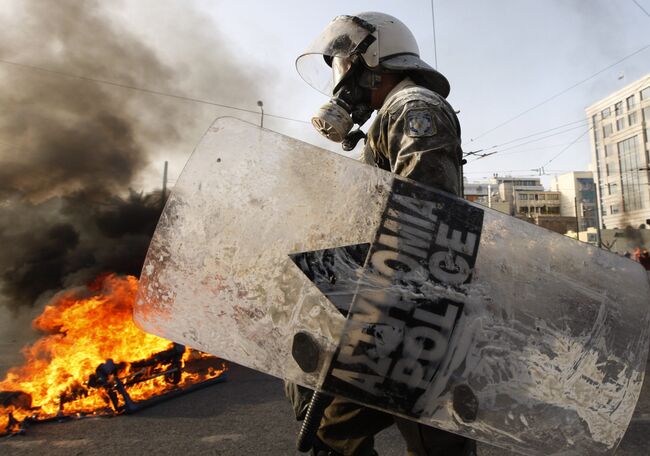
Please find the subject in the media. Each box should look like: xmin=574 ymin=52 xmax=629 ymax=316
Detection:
xmin=135 ymin=117 xmax=650 ymax=455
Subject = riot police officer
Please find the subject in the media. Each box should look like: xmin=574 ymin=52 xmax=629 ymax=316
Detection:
xmin=290 ymin=12 xmax=474 ymax=456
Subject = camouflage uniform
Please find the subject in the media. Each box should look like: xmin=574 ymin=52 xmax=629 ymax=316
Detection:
xmin=361 ymin=78 xmax=462 ymax=195
xmin=286 ymin=78 xmax=474 ymax=456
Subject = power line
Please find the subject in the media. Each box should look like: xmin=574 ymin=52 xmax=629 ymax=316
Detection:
xmin=540 ymin=126 xmax=593 ymax=169
xmin=470 ymin=43 xmax=650 ymax=142
xmin=632 ymin=0 xmax=650 ymax=18
xmin=467 ymin=138 xmax=590 ymax=163
xmin=497 ymin=138 xmax=589 ymax=156
xmin=0 ymin=58 xmax=311 ymax=125
xmin=463 ymin=169 xmax=542 ymax=174
xmin=430 ymin=0 xmax=439 ymax=68
xmin=489 ymin=123 xmax=590 ymax=152
xmin=464 ymin=120 xmax=590 ymax=159
xmin=467 ymin=118 xmax=588 ymax=153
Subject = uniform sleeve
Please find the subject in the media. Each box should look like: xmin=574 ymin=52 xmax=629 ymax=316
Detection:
xmin=380 ymin=99 xmax=462 ymax=195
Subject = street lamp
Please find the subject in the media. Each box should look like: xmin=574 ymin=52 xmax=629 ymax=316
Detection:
xmin=257 ymin=100 xmax=264 ymax=128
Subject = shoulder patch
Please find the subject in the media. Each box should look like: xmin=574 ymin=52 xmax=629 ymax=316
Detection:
xmin=405 ymin=108 xmax=436 ymax=138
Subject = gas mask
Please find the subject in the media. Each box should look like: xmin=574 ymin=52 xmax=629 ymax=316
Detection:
xmin=311 ymin=56 xmax=379 ymax=151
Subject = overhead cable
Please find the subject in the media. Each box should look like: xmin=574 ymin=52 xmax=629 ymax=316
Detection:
xmin=470 ymin=43 xmax=650 ymax=141
xmin=632 ymin=0 xmax=650 ymax=18
xmin=540 ymin=127 xmax=593 ymax=169
xmin=467 ymin=138 xmax=590 ymax=163
xmin=464 ymin=121 xmax=590 ymax=159
xmin=465 ymin=118 xmax=588 ymax=154
xmin=0 ymin=58 xmax=311 ymax=125
xmin=430 ymin=0 xmax=439 ymax=68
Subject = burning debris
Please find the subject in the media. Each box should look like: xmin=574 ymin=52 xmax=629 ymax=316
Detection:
xmin=0 ymin=274 xmax=227 ymax=436
xmin=0 ymin=0 xmax=262 ymax=437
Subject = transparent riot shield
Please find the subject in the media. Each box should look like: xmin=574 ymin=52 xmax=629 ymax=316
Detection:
xmin=135 ymin=117 xmax=650 ymax=455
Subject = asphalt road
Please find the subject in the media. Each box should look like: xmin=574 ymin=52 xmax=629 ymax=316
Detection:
xmin=1 ymin=361 xmax=650 ymax=456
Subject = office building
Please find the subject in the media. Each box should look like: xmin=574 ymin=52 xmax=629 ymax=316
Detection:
xmin=552 ymin=171 xmax=598 ymax=231
xmin=489 ymin=175 xmax=561 ymax=216
xmin=587 ymin=75 xmax=650 ymax=229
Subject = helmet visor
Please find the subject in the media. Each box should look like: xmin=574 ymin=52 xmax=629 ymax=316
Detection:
xmin=296 ymin=15 xmax=376 ymax=95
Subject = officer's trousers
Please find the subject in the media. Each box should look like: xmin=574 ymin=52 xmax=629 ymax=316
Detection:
xmin=285 ymin=383 xmax=476 ymax=456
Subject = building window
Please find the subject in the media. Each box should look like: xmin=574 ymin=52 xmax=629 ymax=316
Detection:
xmin=608 ymin=160 xmax=618 ymax=173
xmin=578 ymin=181 xmax=590 ymax=191
xmin=603 ymin=124 xmax=613 ymax=138
xmin=519 ymin=193 xmax=528 ymax=200
xmin=539 ymin=194 xmax=546 ymax=200
xmin=644 ymin=106 xmax=650 ymax=121
xmin=604 ymin=144 xmax=612 ymax=157
xmin=547 ymin=194 xmax=559 ymax=200
xmin=616 ymin=117 xmax=625 ymax=131
xmin=615 ymin=101 xmax=623 ymax=115
xmin=608 ymin=183 xmax=618 ymax=195
xmin=618 ymin=136 xmax=643 ymax=212
xmin=629 ymin=111 xmax=638 ymax=126
xmin=642 ymin=86 xmax=650 ymax=101
xmin=627 ymin=95 xmax=636 ymax=110
xmin=610 ymin=204 xmax=620 ymax=214
xmin=601 ymin=107 xmax=611 ymax=119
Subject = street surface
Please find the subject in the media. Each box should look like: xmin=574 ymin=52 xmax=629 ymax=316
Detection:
xmin=1 ymin=361 xmax=650 ymax=455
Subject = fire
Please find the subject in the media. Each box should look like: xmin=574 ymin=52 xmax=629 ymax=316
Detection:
xmin=0 ymin=274 xmax=226 ymax=434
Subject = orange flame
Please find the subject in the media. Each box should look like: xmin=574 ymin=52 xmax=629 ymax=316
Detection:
xmin=0 ymin=274 xmax=226 ymax=433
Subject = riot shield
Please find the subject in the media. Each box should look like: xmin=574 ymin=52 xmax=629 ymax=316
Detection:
xmin=134 ymin=117 xmax=650 ymax=455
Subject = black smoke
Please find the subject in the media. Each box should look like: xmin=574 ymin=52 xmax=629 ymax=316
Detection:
xmin=0 ymin=0 xmax=257 ymax=312
xmin=0 ymin=189 xmax=165 ymax=312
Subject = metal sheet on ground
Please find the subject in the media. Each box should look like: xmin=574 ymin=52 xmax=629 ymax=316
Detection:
xmin=135 ymin=117 xmax=650 ymax=455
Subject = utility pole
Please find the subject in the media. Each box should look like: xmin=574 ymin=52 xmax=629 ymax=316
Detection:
xmin=596 ymin=222 xmax=603 ymax=248
xmin=162 ymin=161 xmax=168 ymax=210
xmin=487 ymin=184 xmax=492 ymax=208
xmin=257 ymin=100 xmax=264 ymax=128
xmin=574 ymin=197 xmax=580 ymax=240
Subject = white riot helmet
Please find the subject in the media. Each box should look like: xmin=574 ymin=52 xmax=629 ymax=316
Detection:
xmin=297 ymin=12 xmax=450 ymax=147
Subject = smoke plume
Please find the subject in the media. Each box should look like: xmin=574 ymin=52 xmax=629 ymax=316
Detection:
xmin=0 ymin=0 xmax=258 ymax=311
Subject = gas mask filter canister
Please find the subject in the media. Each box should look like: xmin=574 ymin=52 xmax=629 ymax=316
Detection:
xmin=311 ymin=67 xmax=376 ymax=149
xmin=311 ymin=99 xmax=354 ymax=143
